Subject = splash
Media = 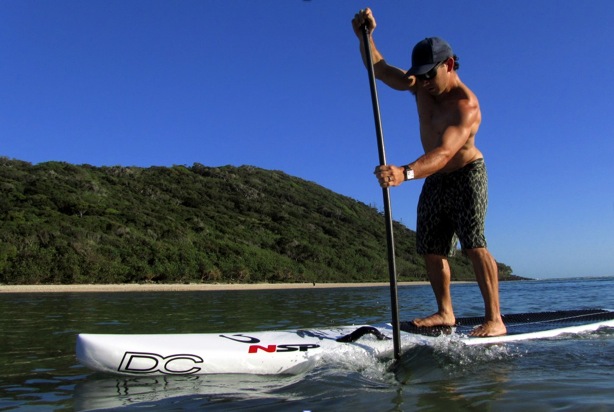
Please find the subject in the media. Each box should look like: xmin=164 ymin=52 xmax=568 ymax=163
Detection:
xmin=392 ymin=335 xmax=525 ymax=384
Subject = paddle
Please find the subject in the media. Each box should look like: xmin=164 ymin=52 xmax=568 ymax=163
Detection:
xmin=360 ymin=24 xmax=401 ymax=360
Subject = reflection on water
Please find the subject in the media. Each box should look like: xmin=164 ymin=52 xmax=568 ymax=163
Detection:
xmin=74 ymin=373 xmax=308 ymax=411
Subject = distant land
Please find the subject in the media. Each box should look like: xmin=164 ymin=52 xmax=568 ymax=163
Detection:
xmin=0 ymin=157 xmax=526 ymax=285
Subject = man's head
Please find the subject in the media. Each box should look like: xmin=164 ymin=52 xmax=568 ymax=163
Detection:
xmin=406 ymin=37 xmax=457 ymax=78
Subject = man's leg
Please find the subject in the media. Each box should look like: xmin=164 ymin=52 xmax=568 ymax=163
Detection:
xmin=412 ymin=254 xmax=456 ymax=327
xmin=465 ymin=247 xmax=507 ymax=337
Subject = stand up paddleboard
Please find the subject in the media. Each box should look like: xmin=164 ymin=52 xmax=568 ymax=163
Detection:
xmin=76 ymin=309 xmax=614 ymax=376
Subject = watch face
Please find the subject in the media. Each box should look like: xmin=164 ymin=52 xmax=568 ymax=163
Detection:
xmin=405 ymin=167 xmax=414 ymax=180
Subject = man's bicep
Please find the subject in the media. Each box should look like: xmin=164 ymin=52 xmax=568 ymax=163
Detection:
xmin=441 ymin=124 xmax=471 ymax=151
xmin=442 ymin=103 xmax=477 ymax=148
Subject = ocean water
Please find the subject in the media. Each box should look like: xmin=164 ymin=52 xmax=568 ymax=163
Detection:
xmin=1 ymin=277 xmax=613 ymax=411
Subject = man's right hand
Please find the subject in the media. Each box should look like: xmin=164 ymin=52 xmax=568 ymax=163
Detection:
xmin=351 ymin=8 xmax=376 ymax=37
xmin=351 ymin=8 xmax=416 ymax=92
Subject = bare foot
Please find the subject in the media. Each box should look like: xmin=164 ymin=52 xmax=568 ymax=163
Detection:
xmin=469 ymin=320 xmax=507 ymax=337
xmin=412 ymin=312 xmax=456 ymax=328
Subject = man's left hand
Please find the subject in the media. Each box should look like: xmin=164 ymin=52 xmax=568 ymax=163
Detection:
xmin=374 ymin=165 xmax=404 ymax=188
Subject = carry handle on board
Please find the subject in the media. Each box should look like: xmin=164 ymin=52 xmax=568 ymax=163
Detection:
xmin=360 ymin=24 xmax=401 ymax=360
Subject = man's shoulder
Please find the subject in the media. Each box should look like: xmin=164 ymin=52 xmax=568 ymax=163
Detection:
xmin=448 ymin=84 xmax=479 ymax=112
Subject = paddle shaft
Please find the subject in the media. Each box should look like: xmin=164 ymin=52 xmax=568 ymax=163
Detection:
xmin=360 ymin=25 xmax=401 ymax=360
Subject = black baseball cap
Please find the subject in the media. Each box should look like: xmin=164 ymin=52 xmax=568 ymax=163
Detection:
xmin=406 ymin=37 xmax=453 ymax=76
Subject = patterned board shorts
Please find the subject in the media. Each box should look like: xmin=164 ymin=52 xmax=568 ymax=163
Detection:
xmin=416 ymin=158 xmax=488 ymax=256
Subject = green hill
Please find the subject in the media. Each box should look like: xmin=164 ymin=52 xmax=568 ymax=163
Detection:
xmin=0 ymin=157 xmax=518 ymax=285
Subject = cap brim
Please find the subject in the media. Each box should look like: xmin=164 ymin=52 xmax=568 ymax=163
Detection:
xmin=406 ymin=62 xmax=438 ymax=77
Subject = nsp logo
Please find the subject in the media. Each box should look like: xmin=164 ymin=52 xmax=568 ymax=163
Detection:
xmin=248 ymin=343 xmax=320 ymax=353
xmin=118 ymin=352 xmax=203 ymax=375
xmin=220 ymin=334 xmax=321 ymax=354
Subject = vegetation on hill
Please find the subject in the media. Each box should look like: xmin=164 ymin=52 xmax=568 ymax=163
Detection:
xmin=0 ymin=157 xmax=519 ymax=285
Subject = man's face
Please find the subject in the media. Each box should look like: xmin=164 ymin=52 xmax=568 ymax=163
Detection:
xmin=417 ymin=59 xmax=450 ymax=95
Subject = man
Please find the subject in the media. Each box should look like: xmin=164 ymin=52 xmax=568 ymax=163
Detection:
xmin=352 ymin=8 xmax=506 ymax=337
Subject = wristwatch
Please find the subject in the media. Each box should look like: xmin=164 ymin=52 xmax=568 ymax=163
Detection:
xmin=403 ymin=165 xmax=414 ymax=181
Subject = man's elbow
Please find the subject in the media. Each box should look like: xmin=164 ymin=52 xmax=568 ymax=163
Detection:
xmin=372 ymin=60 xmax=388 ymax=79
xmin=435 ymin=152 xmax=456 ymax=170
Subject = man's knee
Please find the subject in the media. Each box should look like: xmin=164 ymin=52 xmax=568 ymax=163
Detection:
xmin=464 ymin=247 xmax=489 ymax=259
xmin=464 ymin=248 xmax=496 ymax=267
xmin=424 ymin=254 xmax=448 ymax=271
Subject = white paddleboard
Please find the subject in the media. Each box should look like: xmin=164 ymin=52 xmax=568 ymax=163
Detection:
xmin=76 ymin=309 xmax=614 ymax=376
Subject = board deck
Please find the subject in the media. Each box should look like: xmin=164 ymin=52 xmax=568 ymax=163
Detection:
xmin=76 ymin=309 xmax=614 ymax=376
xmin=401 ymin=309 xmax=614 ymax=344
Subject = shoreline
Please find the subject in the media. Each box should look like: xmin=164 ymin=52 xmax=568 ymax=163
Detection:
xmin=0 ymin=282 xmax=438 ymax=293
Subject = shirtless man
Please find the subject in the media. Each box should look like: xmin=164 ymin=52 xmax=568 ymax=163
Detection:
xmin=352 ymin=8 xmax=506 ymax=337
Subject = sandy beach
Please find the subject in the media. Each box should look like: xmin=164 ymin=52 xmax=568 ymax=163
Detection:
xmin=0 ymin=282 xmax=433 ymax=293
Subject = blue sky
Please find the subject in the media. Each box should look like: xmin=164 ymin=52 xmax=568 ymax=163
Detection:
xmin=2 ymin=1 xmax=613 ymax=279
